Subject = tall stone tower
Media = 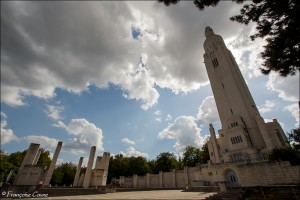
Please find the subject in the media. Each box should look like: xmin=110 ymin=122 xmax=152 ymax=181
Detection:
xmin=203 ymin=27 xmax=288 ymax=164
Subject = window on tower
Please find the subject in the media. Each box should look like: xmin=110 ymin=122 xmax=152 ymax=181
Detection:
xmin=231 ymin=135 xmax=243 ymax=145
xmin=210 ymin=52 xmax=219 ymax=68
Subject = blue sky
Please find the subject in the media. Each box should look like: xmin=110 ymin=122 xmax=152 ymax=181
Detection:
xmin=1 ymin=1 xmax=299 ymax=165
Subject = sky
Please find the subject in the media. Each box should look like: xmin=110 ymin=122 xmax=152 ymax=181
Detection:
xmin=1 ymin=1 xmax=299 ymax=165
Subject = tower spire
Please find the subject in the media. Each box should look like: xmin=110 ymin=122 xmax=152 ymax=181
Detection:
xmin=205 ymin=26 xmax=214 ymax=38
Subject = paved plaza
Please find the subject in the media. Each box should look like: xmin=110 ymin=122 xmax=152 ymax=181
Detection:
xmin=35 ymin=190 xmax=216 ymax=200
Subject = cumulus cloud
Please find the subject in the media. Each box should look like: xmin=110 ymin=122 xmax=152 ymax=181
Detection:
xmin=267 ymin=72 xmax=299 ymax=102
xmin=227 ymin=31 xmax=265 ymax=79
xmin=121 ymin=137 xmax=135 ymax=145
xmin=284 ymin=103 xmax=299 ymax=128
xmin=154 ymin=110 xmax=162 ymax=122
xmin=166 ymin=114 xmax=172 ymax=121
xmin=24 ymin=135 xmax=59 ymax=149
xmin=45 ymin=104 xmax=64 ymax=120
xmin=197 ymin=96 xmax=219 ymax=124
xmin=1 ymin=1 xmax=250 ymax=110
xmin=1 ymin=112 xmax=19 ymax=144
xmin=158 ymin=116 xmax=206 ymax=153
xmin=53 ymin=118 xmax=104 ymax=154
xmin=119 ymin=146 xmax=148 ymax=158
xmin=258 ymin=100 xmax=277 ymax=114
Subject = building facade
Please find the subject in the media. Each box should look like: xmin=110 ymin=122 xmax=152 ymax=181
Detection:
xmin=204 ymin=26 xmax=289 ymax=165
xmin=114 ymin=27 xmax=298 ymax=191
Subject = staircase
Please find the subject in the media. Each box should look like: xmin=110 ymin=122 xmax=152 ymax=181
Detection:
xmin=244 ymin=186 xmax=300 ymax=200
xmin=204 ymin=188 xmax=244 ymax=200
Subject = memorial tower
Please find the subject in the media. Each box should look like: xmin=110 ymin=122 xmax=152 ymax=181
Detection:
xmin=203 ymin=27 xmax=288 ymax=163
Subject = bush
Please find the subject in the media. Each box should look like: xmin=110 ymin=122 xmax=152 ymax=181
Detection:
xmin=268 ymin=147 xmax=300 ymax=165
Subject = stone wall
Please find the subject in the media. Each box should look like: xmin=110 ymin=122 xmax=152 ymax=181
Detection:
xmin=116 ymin=161 xmax=299 ymax=189
xmin=235 ymin=161 xmax=299 ymax=187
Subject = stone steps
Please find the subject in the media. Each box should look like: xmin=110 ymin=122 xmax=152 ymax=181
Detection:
xmin=244 ymin=186 xmax=300 ymax=200
xmin=183 ymin=186 xmax=220 ymax=193
xmin=204 ymin=188 xmax=244 ymax=200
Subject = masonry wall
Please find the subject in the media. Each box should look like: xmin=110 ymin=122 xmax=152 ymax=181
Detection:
xmin=235 ymin=161 xmax=300 ymax=187
xmin=117 ymin=161 xmax=299 ymax=189
xmin=149 ymin=174 xmax=159 ymax=188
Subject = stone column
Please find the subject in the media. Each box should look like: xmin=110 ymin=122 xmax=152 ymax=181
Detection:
xmin=184 ymin=166 xmax=189 ymax=187
xmin=146 ymin=173 xmax=150 ymax=188
xmin=33 ymin=149 xmax=42 ymax=165
xmin=43 ymin=141 xmax=63 ymax=187
xmin=82 ymin=146 xmax=96 ymax=188
xmin=159 ymin=171 xmax=163 ymax=188
xmin=133 ymin=174 xmax=138 ymax=188
xmin=78 ymin=173 xmax=85 ymax=187
xmin=95 ymin=156 xmax=102 ymax=169
xmin=13 ymin=143 xmax=40 ymax=185
xmin=172 ymin=169 xmax=176 ymax=188
xmin=73 ymin=157 xmax=83 ymax=187
xmin=119 ymin=176 xmax=125 ymax=187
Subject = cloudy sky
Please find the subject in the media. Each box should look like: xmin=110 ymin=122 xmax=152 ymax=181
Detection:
xmin=1 ymin=1 xmax=299 ymax=164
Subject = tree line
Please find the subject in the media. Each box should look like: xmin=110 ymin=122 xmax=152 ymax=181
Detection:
xmin=1 ymin=128 xmax=299 ymax=186
xmin=0 ymin=144 xmax=209 ymax=186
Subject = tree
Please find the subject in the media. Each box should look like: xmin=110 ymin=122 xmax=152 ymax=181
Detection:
xmin=268 ymin=147 xmax=300 ymax=165
xmin=128 ymin=156 xmax=150 ymax=176
xmin=0 ymin=151 xmax=14 ymax=183
xmin=200 ymin=142 xmax=210 ymax=164
xmin=183 ymin=145 xmax=201 ymax=167
xmin=158 ymin=0 xmax=300 ymax=77
xmin=50 ymin=162 xmax=76 ymax=186
xmin=288 ymin=128 xmax=300 ymax=151
xmin=155 ymin=152 xmax=179 ymax=172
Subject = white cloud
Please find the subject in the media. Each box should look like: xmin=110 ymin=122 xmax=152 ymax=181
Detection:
xmin=226 ymin=30 xmax=265 ymax=79
xmin=45 ymin=104 xmax=64 ymax=120
xmin=119 ymin=146 xmax=148 ymax=158
xmin=166 ymin=114 xmax=172 ymax=121
xmin=197 ymin=96 xmax=219 ymax=124
xmin=121 ymin=137 xmax=135 ymax=145
xmin=24 ymin=135 xmax=59 ymax=149
xmin=158 ymin=116 xmax=206 ymax=153
xmin=53 ymin=118 xmax=104 ymax=154
xmin=154 ymin=110 xmax=162 ymax=122
xmin=1 ymin=112 xmax=19 ymax=145
xmin=284 ymin=103 xmax=299 ymax=128
xmin=267 ymin=72 xmax=299 ymax=102
xmin=1 ymin=1 xmax=249 ymax=110
xmin=258 ymin=100 xmax=277 ymax=114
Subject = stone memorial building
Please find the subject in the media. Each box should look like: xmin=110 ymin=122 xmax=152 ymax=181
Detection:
xmin=115 ymin=27 xmax=299 ymax=191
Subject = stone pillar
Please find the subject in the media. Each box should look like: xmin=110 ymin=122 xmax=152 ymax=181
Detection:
xmin=172 ymin=169 xmax=176 ymax=188
xmin=184 ymin=166 xmax=189 ymax=186
xmin=159 ymin=171 xmax=163 ymax=188
xmin=146 ymin=173 xmax=150 ymax=188
xmin=13 ymin=143 xmax=40 ymax=185
xmin=43 ymin=141 xmax=63 ymax=187
xmin=82 ymin=146 xmax=96 ymax=188
xmin=100 ymin=152 xmax=110 ymax=186
xmin=119 ymin=176 xmax=125 ymax=187
xmin=95 ymin=156 xmax=102 ymax=169
xmin=78 ymin=173 xmax=85 ymax=187
xmin=33 ymin=149 xmax=42 ymax=165
xmin=73 ymin=157 xmax=83 ymax=187
xmin=133 ymin=174 xmax=138 ymax=188
xmin=21 ymin=143 xmax=40 ymax=168
xmin=209 ymin=124 xmax=221 ymax=164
